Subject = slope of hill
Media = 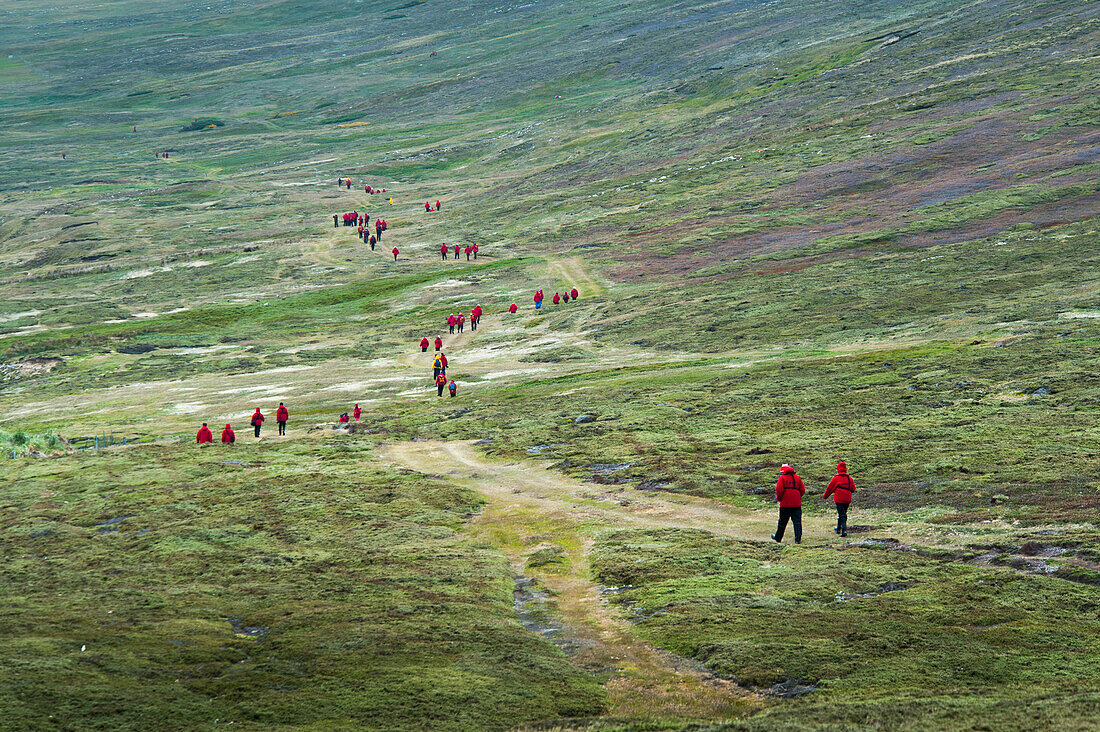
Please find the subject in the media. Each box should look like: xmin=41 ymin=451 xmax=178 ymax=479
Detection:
xmin=0 ymin=0 xmax=1098 ymax=728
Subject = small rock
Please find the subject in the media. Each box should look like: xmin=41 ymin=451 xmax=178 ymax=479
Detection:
xmin=574 ymin=414 xmax=596 ymax=424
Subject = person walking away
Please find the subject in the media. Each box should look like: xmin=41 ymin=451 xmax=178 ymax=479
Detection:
xmin=346 ymin=179 xmax=351 ymax=190
xmin=448 ymin=314 xmax=456 ymax=334
xmin=333 ymin=214 xmax=339 ymax=228
xmin=436 ymin=200 xmax=441 ymax=211
xmin=197 ymin=423 xmax=213 ymax=444
xmin=433 ymin=353 xmax=444 ymax=380
xmin=552 ymin=292 xmax=560 ymax=305
xmin=448 ymin=380 xmax=457 ymax=397
xmin=435 ymin=372 xmax=448 ymax=396
xmin=457 ymin=314 xmax=465 ymax=333
xmin=473 ymin=243 xmax=479 ymax=260
xmin=392 ymin=247 xmax=399 ymax=261
xmin=369 ymin=234 xmax=376 ymax=250
xmin=434 ymin=336 xmax=442 ymax=351
xmin=563 ymin=292 xmax=570 ymax=303
xmin=509 ymin=303 xmax=518 ymax=314
xmin=453 ymin=244 xmax=460 ymax=260
xmin=465 ymin=245 xmax=471 ymax=261
xmin=425 ymin=201 xmax=432 ymax=212
xmin=571 ymin=287 xmax=579 ymax=300
xmin=772 ymin=464 xmax=805 ymax=543
xmin=353 ymin=403 xmax=362 ymax=421
xmin=276 ymin=402 xmax=289 ymax=436
xmin=440 ymin=352 xmax=448 ymax=374
xmin=251 ymin=408 xmax=265 ymax=438
xmin=221 ymin=423 xmax=235 ymax=444
xmin=823 ymin=462 xmax=856 ymax=536
xmin=420 ymin=337 xmax=430 ymax=352
xmin=358 ymin=224 xmax=365 ymax=239
xmin=441 ymin=244 xmax=448 ymax=261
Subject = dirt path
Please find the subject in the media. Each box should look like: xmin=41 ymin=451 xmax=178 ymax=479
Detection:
xmin=378 ymin=439 xmax=837 ymax=721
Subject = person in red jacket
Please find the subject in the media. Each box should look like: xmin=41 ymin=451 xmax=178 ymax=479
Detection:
xmin=353 ymin=403 xmax=362 ymax=421
xmin=552 ymin=292 xmax=561 ymax=305
xmin=472 ymin=243 xmax=479 ymax=260
xmin=197 ymin=423 xmax=213 ymax=444
xmin=221 ymin=424 xmax=235 ymax=444
xmin=435 ymin=372 xmax=448 ymax=396
xmin=434 ymin=336 xmax=443 ymax=351
xmin=464 ymin=245 xmax=472 ymax=261
xmin=276 ymin=402 xmax=289 ymax=436
xmin=420 ymin=337 xmax=430 ymax=352
xmin=823 ymin=461 xmax=856 ymax=537
xmin=772 ymin=464 xmax=805 ymax=544
xmin=509 ymin=303 xmax=518 ymax=314
xmin=358 ymin=224 xmax=365 ymax=239
xmin=563 ymin=292 xmax=570 ymax=303
xmin=339 ymin=412 xmax=350 ymax=423
xmin=251 ymin=408 xmax=265 ymax=438
xmin=439 ymin=353 xmax=448 ymax=372
xmin=453 ymin=244 xmax=460 ymax=260
xmin=392 ymin=247 xmax=399 ymax=261
xmin=440 ymin=243 xmax=448 ymax=261
xmin=448 ymin=314 xmax=456 ymax=334
xmin=457 ymin=314 xmax=465 ymax=333
xmin=436 ymin=200 xmax=441 ymax=211
xmin=534 ymin=290 xmax=543 ymax=309
xmin=448 ymin=379 xmax=457 ymax=397
xmin=369 ymin=234 xmax=376 ymax=250
xmin=570 ymin=287 xmax=578 ymax=300
xmin=425 ymin=201 xmax=433 ymax=212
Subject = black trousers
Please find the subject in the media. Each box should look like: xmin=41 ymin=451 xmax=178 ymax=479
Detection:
xmin=433 ymin=367 xmax=441 ymax=379
xmin=775 ymin=507 xmax=802 ymax=542
xmin=449 ymin=325 xmax=454 ymax=334
xmin=278 ymin=420 xmax=286 ymax=436
xmin=422 ymin=346 xmax=427 ymax=352
xmin=437 ymin=384 xmax=445 ymax=396
xmin=835 ymin=502 xmax=849 ymax=534
xmin=253 ymin=424 xmax=261 ymax=437
xmin=454 ymin=251 xmax=459 ymax=259
xmin=441 ymin=252 xmax=447 ymax=260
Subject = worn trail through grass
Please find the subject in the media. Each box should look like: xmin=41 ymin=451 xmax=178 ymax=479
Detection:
xmin=379 ymin=439 xmax=839 ymax=721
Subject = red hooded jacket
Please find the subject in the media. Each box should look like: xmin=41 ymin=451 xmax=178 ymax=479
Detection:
xmin=776 ymin=466 xmax=805 ymax=508
xmin=353 ymin=404 xmax=362 ymax=419
xmin=454 ymin=244 xmax=460 ymax=254
xmin=421 ymin=337 xmax=430 ymax=348
xmin=570 ymin=288 xmax=578 ymax=299
xmin=221 ymin=425 xmax=235 ymax=443
xmin=434 ymin=336 xmax=443 ymax=349
xmin=197 ymin=425 xmax=213 ymax=444
xmin=552 ymin=293 xmax=560 ymax=304
xmin=251 ymin=410 xmax=264 ymax=426
xmin=440 ymin=354 xmax=448 ymax=368
xmin=823 ymin=463 xmax=855 ymax=504
xmin=276 ymin=405 xmax=289 ymax=422
xmin=441 ymin=244 xmax=448 ymax=255
xmin=509 ymin=303 xmax=518 ymax=313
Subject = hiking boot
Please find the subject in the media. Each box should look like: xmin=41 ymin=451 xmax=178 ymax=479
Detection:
xmin=834 ymin=527 xmax=840 ymax=534
xmin=841 ymin=532 xmax=847 ymax=537
xmin=795 ymin=539 xmax=801 ymax=544
xmin=771 ymin=534 xmax=780 ymax=543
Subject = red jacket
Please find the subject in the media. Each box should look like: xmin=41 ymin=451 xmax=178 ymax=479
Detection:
xmin=353 ymin=405 xmax=361 ymax=418
xmin=276 ymin=405 xmax=288 ymax=421
xmin=221 ymin=425 xmax=235 ymax=443
xmin=465 ymin=246 xmax=472 ymax=254
xmin=251 ymin=411 xmax=264 ymax=426
xmin=440 ymin=245 xmax=448 ymax=255
xmin=534 ymin=293 xmax=542 ymax=303
xmin=440 ymin=354 xmax=448 ymax=368
xmin=552 ymin=294 xmax=560 ymax=304
xmin=458 ymin=315 xmax=464 ymax=324
xmin=776 ymin=467 xmax=805 ymax=508
xmin=421 ymin=338 xmax=430 ymax=348
xmin=472 ymin=306 xmax=482 ymax=318
xmin=473 ymin=244 xmax=479 ymax=253
xmin=570 ymin=288 xmax=578 ymax=299
xmin=392 ymin=248 xmax=399 ymax=256
xmin=434 ymin=337 xmax=442 ymax=348
xmin=824 ymin=463 xmax=855 ymax=504
xmin=454 ymin=244 xmax=460 ymax=253
xmin=197 ymin=426 xmax=213 ymax=444
xmin=447 ymin=315 xmax=456 ymax=326
xmin=435 ymin=373 xmax=448 ymax=386
xmin=509 ymin=303 xmax=517 ymax=313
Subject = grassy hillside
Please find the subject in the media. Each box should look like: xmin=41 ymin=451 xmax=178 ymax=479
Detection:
xmin=1 ymin=0 xmax=1098 ymax=728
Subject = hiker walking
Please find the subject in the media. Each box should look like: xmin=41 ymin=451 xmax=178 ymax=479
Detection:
xmin=197 ymin=423 xmax=213 ymax=444
xmin=772 ymin=464 xmax=805 ymax=544
xmin=251 ymin=408 xmax=265 ymax=438
xmin=453 ymin=243 xmax=460 ymax=260
xmin=440 ymin=244 xmax=448 ymax=261
xmin=457 ymin=313 xmax=465 ymax=333
xmin=353 ymin=403 xmax=362 ymax=422
xmin=823 ymin=462 xmax=856 ymax=537
xmin=472 ymin=243 xmax=479 ymax=260
xmin=434 ymin=336 xmax=442 ymax=351
xmin=570 ymin=287 xmax=578 ymax=300
xmin=509 ymin=303 xmax=518 ymax=314
xmin=221 ymin=424 xmax=235 ymax=444
xmin=465 ymin=245 xmax=472 ymax=261
xmin=392 ymin=247 xmax=399 ymax=261
xmin=448 ymin=380 xmax=457 ymax=397
xmin=276 ymin=402 xmax=289 ymax=436
xmin=420 ymin=337 xmax=430 ymax=352
xmin=552 ymin=292 xmax=561 ymax=305
xmin=448 ymin=314 xmax=456 ymax=334
xmin=333 ymin=214 xmax=339 ymax=228
xmin=436 ymin=199 xmax=441 ymax=211
xmin=435 ymin=372 xmax=448 ymax=396
xmin=433 ymin=353 xmax=444 ymax=380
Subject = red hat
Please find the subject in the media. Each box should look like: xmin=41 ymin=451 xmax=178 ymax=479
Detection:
xmin=837 ymin=462 xmax=847 ymax=473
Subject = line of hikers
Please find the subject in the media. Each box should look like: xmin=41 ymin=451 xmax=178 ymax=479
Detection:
xmin=425 ymin=199 xmax=442 ymax=212
xmin=440 ymin=243 xmax=480 ymax=260
xmin=772 ymin=462 xmax=857 ymax=542
xmin=196 ymin=403 xmax=289 ymax=444
xmin=533 ymin=288 xmax=579 ymax=308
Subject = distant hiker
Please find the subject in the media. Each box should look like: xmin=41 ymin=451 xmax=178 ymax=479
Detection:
xmin=823 ymin=462 xmax=856 ymax=537
xmin=339 ymin=412 xmax=350 ymax=424
xmin=465 ymin=245 xmax=472 ymax=261
xmin=251 ymin=408 xmax=265 ymax=438
xmin=197 ymin=423 xmax=213 ymax=444
xmin=563 ymin=292 xmax=569 ymax=303
xmin=436 ymin=200 xmax=441 ymax=211
xmin=276 ymin=402 xmax=289 ymax=436
xmin=369 ymin=234 xmax=376 ymax=249
xmin=440 ymin=353 xmax=448 ymax=373
xmin=441 ymin=244 xmax=448 ymax=260
xmin=333 ymin=214 xmax=339 ymax=228
xmin=448 ymin=314 xmax=456 ymax=334
xmin=338 ymin=178 xmax=343 ymax=188
xmin=425 ymin=201 xmax=433 ymax=212
xmin=534 ymin=290 xmax=543 ymax=309
xmin=509 ymin=303 xmax=518 ymax=314
xmin=433 ymin=353 xmax=444 ymax=379
xmin=353 ymin=403 xmax=362 ymax=421
xmin=346 ymin=179 xmax=352 ymax=190
xmin=221 ymin=424 xmax=235 ymax=444
xmin=392 ymin=247 xmax=399 ymax=261
xmin=772 ymin=464 xmax=805 ymax=544
xmin=552 ymin=293 xmax=560 ymax=305
xmin=358 ymin=224 xmax=365 ymax=239
xmin=448 ymin=380 xmax=457 ymax=397
xmin=472 ymin=243 xmax=479 ymax=260
xmin=453 ymin=244 xmax=460 ymax=260
xmin=366 ymin=185 xmax=373 ymax=193
xmin=570 ymin=287 xmax=578 ymax=300
xmin=436 ymin=372 xmax=448 ymax=396
xmin=434 ymin=336 xmax=442 ymax=351
xmin=420 ymin=337 xmax=430 ymax=352
xmin=457 ymin=314 xmax=465 ymax=333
